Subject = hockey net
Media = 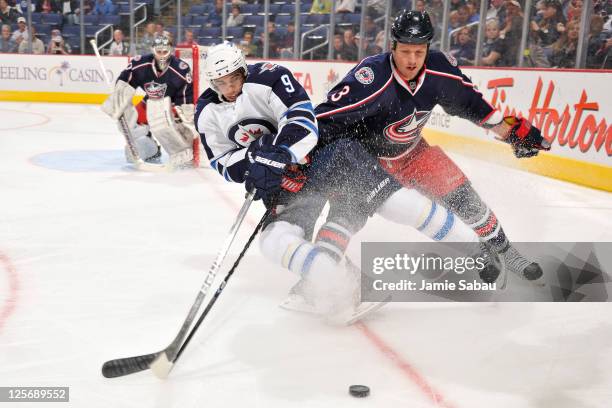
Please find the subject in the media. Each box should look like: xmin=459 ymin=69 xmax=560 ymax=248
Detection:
xmin=175 ymin=45 xmax=211 ymax=168
xmin=175 ymin=45 xmax=211 ymax=105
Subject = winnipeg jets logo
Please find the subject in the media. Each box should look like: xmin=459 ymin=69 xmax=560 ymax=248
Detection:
xmin=143 ymin=81 xmax=167 ymax=99
xmin=238 ymin=125 xmax=263 ymax=143
xmin=384 ymin=109 xmax=431 ymax=144
xmin=228 ymin=118 xmax=277 ymax=146
xmin=355 ymin=67 xmax=375 ymax=85
xmin=259 ymin=63 xmax=279 ymax=73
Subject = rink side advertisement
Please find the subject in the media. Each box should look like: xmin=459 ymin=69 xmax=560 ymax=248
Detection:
xmin=0 ymin=54 xmax=610 ymax=190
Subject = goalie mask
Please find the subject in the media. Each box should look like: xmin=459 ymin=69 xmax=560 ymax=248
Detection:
xmin=152 ymin=32 xmax=174 ymax=71
xmin=203 ymin=42 xmax=247 ymax=99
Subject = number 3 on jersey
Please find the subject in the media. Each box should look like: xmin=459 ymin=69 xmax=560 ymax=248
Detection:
xmin=281 ymin=74 xmax=295 ymax=93
xmin=331 ymin=85 xmax=350 ymax=102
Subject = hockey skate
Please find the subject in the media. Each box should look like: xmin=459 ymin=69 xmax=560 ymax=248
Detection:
xmin=280 ymin=257 xmax=388 ymax=325
xmin=480 ymin=243 xmax=545 ymax=287
xmin=124 ymin=134 xmax=162 ymax=164
xmin=476 ymin=243 xmax=508 ymax=289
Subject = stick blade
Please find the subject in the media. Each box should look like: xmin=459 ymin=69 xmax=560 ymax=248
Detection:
xmin=150 ymin=352 xmax=174 ymax=379
xmin=101 ymin=352 xmax=159 ymax=378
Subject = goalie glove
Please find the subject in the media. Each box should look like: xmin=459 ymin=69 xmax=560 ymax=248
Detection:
xmin=101 ymin=80 xmax=136 ymax=120
xmin=174 ymin=104 xmax=198 ymax=137
xmin=502 ymin=116 xmax=551 ymax=158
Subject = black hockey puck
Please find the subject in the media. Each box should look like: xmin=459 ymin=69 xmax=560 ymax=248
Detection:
xmin=349 ymin=384 xmax=370 ymax=398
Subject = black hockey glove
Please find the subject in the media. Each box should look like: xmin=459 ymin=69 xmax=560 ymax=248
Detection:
xmin=245 ymin=144 xmax=292 ymax=201
xmin=503 ymin=116 xmax=551 ymax=158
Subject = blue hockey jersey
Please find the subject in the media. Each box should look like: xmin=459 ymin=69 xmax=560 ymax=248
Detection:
xmin=117 ymin=53 xmax=193 ymax=106
xmin=195 ymin=62 xmax=318 ymax=183
xmin=315 ymin=50 xmax=496 ymax=160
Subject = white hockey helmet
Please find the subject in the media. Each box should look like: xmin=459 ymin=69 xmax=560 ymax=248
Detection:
xmin=204 ymin=42 xmax=247 ymax=94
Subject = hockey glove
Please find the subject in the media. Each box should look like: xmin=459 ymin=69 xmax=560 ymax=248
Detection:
xmin=503 ymin=116 xmax=551 ymax=158
xmin=245 ymin=144 xmax=292 ymax=201
xmin=101 ymin=80 xmax=136 ymax=120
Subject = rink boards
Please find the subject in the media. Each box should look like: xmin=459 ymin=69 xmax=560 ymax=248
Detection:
xmin=0 ymin=53 xmax=610 ymax=191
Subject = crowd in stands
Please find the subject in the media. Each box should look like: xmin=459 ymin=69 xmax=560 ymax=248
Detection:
xmin=438 ymin=0 xmax=612 ymax=68
xmin=0 ymin=0 xmax=609 ymax=68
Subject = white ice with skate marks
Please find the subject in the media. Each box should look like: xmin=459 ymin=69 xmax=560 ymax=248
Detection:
xmin=0 ymin=102 xmax=611 ymax=408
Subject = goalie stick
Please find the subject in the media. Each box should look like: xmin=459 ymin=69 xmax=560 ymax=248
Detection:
xmin=90 ymin=39 xmax=169 ymax=173
xmin=101 ymin=191 xmax=257 ymax=379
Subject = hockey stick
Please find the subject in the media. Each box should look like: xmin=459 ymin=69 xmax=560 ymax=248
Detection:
xmin=90 ymin=39 xmax=168 ymax=173
xmin=172 ymin=209 xmax=270 ymax=363
xmin=101 ymin=191 xmax=257 ymax=379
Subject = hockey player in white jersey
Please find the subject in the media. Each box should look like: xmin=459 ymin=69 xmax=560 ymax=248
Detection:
xmin=195 ymin=43 xmax=487 ymax=322
xmin=101 ymin=32 xmax=199 ymax=169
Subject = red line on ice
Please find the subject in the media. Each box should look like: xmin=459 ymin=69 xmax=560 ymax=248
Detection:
xmin=0 ymin=251 xmax=19 ymax=334
xmin=355 ymin=321 xmax=457 ymax=408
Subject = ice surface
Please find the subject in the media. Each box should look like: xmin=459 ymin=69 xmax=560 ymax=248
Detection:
xmin=1 ymin=102 xmax=611 ymax=408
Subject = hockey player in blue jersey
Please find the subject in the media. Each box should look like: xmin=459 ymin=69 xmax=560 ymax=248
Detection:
xmin=315 ymin=10 xmax=550 ymax=285
xmin=102 ymin=32 xmax=200 ymax=168
xmin=196 ymin=42 xmax=493 ymax=322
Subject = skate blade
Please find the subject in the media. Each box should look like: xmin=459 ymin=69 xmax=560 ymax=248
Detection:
xmin=344 ymin=299 xmax=390 ymax=326
xmin=279 ymin=294 xmax=322 ymax=315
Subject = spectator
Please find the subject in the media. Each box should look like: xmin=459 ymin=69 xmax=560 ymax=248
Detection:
xmin=487 ymin=0 xmax=507 ymax=27
xmin=450 ymin=0 xmax=465 ymax=12
xmin=207 ymin=0 xmax=223 ymax=27
xmin=465 ymin=0 xmax=481 ymax=22
xmin=265 ymin=21 xmax=280 ymax=58
xmin=177 ymin=28 xmax=197 ymax=47
xmin=336 ymin=0 xmax=356 ymax=13
xmin=0 ymin=23 xmax=16 ymax=52
xmin=36 ymin=0 xmax=61 ymax=13
xmin=375 ymin=29 xmax=386 ymax=52
xmin=279 ymin=21 xmax=295 ymax=58
xmin=310 ymin=0 xmax=332 ymax=14
xmin=15 ymin=0 xmax=35 ymax=16
xmin=18 ymin=25 xmax=44 ymax=54
xmin=139 ymin=22 xmax=155 ymax=54
xmin=355 ymin=32 xmax=381 ymax=57
xmin=109 ymin=28 xmax=128 ymax=55
xmin=340 ymin=28 xmax=358 ymax=60
xmin=448 ymin=10 xmax=461 ymax=34
xmin=362 ymin=15 xmax=379 ymax=40
xmin=523 ymin=32 xmax=552 ymax=67
xmin=11 ymin=16 xmax=28 ymax=44
xmin=457 ymin=3 xmax=477 ymax=25
xmin=238 ymin=30 xmax=258 ymax=57
xmin=227 ymin=5 xmax=244 ymax=27
xmin=47 ymin=29 xmax=71 ymax=54
xmin=550 ymin=19 xmax=580 ymax=67
xmin=91 ymin=0 xmax=114 ymax=15
xmin=0 ymin=0 xmax=18 ymax=24
xmin=155 ymin=22 xmax=164 ymax=34
xmin=530 ymin=0 xmax=566 ymax=48
xmin=414 ymin=0 xmax=426 ymax=12
xmin=332 ymin=33 xmax=343 ymax=59
xmin=587 ymin=14 xmax=609 ymax=67
xmin=567 ymin=0 xmax=583 ymax=22
xmin=500 ymin=0 xmax=524 ymax=64
xmin=481 ymin=18 xmax=505 ymax=66
xmin=60 ymin=0 xmax=80 ymax=25
xmin=450 ymin=26 xmax=475 ymax=64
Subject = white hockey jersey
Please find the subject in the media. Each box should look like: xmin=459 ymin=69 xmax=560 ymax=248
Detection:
xmin=195 ymin=63 xmax=318 ymax=183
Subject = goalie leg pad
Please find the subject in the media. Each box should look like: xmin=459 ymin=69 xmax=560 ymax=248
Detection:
xmin=147 ymin=97 xmax=193 ymax=156
xmin=120 ymin=107 xmax=160 ymax=163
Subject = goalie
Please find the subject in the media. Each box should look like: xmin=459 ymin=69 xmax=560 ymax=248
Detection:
xmin=101 ymin=32 xmax=199 ymax=168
